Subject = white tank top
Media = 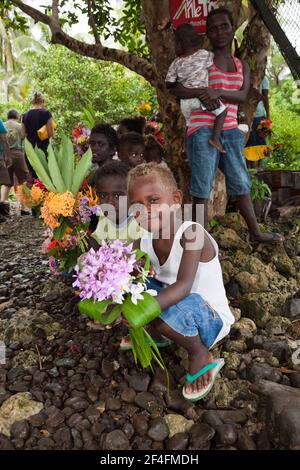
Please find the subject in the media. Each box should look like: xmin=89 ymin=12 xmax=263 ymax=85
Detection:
xmin=140 ymin=221 xmax=234 ymax=344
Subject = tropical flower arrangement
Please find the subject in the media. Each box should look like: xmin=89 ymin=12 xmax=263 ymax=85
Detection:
xmin=71 ymin=123 xmax=91 ymax=157
xmin=136 ymin=101 xmax=152 ymax=116
xmin=146 ymin=119 xmax=165 ymax=146
xmin=20 ymin=137 xmax=97 ymax=274
xmin=257 ymin=119 xmax=273 ymax=139
xmin=16 ymin=178 xmax=48 ymax=211
xmin=74 ymin=240 xmax=165 ymax=370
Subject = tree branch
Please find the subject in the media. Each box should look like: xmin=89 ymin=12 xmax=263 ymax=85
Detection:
xmin=52 ymin=0 xmax=59 ymax=22
xmin=11 ymin=0 xmax=156 ymax=84
xmin=87 ymin=0 xmax=101 ymax=45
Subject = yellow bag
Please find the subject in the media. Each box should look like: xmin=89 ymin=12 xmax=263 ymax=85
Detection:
xmin=244 ymin=145 xmax=269 ymax=161
xmin=37 ymin=120 xmax=57 ymax=141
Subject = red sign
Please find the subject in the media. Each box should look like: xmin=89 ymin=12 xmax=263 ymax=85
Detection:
xmin=169 ymin=0 xmax=218 ymax=34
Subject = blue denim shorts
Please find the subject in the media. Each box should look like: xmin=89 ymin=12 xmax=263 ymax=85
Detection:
xmin=147 ymin=278 xmax=223 ymax=349
xmin=186 ymin=127 xmax=251 ymax=198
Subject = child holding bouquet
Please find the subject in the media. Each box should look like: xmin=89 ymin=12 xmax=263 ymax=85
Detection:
xmin=89 ymin=160 xmax=145 ymax=249
xmin=124 ymin=162 xmax=234 ymax=401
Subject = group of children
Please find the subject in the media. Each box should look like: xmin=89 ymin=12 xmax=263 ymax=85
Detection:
xmin=0 ymin=13 xmax=237 ymax=402
xmin=87 ymin=118 xmax=233 ymax=403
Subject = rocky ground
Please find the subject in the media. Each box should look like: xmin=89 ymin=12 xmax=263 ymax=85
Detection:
xmin=0 ymin=206 xmax=300 ymax=451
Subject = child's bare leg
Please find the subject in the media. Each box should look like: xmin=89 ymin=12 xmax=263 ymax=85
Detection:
xmin=208 ymin=108 xmax=227 ymax=153
xmin=151 ymin=318 xmax=214 ymax=393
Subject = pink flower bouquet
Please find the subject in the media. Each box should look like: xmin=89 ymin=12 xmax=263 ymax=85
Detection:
xmin=74 ymin=240 xmax=165 ymax=370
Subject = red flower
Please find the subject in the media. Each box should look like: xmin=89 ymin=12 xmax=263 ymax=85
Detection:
xmin=72 ymin=127 xmax=82 ymax=138
xmin=81 ymin=178 xmax=88 ymax=191
xmin=48 ymin=240 xmax=59 ymax=251
xmin=33 ymin=179 xmax=47 ymax=190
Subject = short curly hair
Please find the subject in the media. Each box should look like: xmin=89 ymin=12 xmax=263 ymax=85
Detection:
xmin=118 ymin=116 xmax=146 ymax=135
xmin=94 ymin=160 xmax=129 ymax=187
xmin=90 ymin=124 xmax=118 ymax=149
xmin=174 ymin=23 xmax=201 ymax=51
xmin=127 ymin=162 xmax=177 ymax=195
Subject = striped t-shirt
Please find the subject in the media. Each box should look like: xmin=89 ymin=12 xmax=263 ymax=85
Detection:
xmin=187 ymin=56 xmax=244 ymax=136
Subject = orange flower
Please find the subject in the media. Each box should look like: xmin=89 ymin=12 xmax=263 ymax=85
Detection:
xmin=16 ymin=185 xmax=32 ymax=208
xmin=44 ymin=191 xmax=76 ymax=218
xmin=30 ymin=185 xmax=45 ymax=203
xmin=85 ymin=186 xmax=99 ymax=206
xmin=40 ymin=204 xmax=60 ymax=229
xmin=78 ymin=186 xmax=99 ymax=207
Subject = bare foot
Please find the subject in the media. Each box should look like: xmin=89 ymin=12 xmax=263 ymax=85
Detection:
xmin=86 ymin=320 xmax=106 ymax=331
xmin=120 ymin=335 xmax=131 ymax=348
xmin=249 ymin=232 xmax=284 ymax=244
xmin=208 ymin=138 xmax=226 ymax=154
xmin=184 ymin=349 xmax=214 ymax=395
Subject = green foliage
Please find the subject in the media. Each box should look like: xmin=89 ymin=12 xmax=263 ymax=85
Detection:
xmin=209 ymin=218 xmax=219 ymax=230
xmin=249 ymin=170 xmax=272 ymax=203
xmin=262 ymin=79 xmax=300 ymax=170
xmin=269 ymin=79 xmax=300 ymax=112
xmin=24 ymin=137 xmax=92 ymax=195
xmin=0 ymin=2 xmax=28 ymax=32
xmin=80 ymin=103 xmax=96 ymax=129
xmin=0 ymin=99 xmax=27 ymax=120
xmin=27 ymin=45 xmax=156 ymax=138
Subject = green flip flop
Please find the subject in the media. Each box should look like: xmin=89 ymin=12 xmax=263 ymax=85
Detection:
xmin=182 ymin=358 xmax=225 ymax=402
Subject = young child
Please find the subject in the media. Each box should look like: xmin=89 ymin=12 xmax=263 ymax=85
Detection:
xmin=89 ymin=124 xmax=118 ymax=167
xmin=118 ymin=132 xmax=145 ymax=168
xmin=125 ymin=163 xmax=234 ymax=401
xmin=144 ymin=135 xmax=167 ymax=166
xmin=117 ymin=116 xmax=146 ymax=139
xmin=87 ymin=123 xmax=118 ymax=187
xmin=89 ymin=160 xmax=145 ymax=249
xmin=166 ymin=23 xmax=227 ymax=153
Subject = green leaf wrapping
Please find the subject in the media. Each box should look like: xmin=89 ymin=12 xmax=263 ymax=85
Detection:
xmin=47 ymin=144 xmax=67 ymax=193
xmin=24 ymin=139 xmax=56 ymax=192
xmin=78 ymin=299 xmax=121 ymax=324
xmin=60 ymin=137 xmax=74 ymax=191
xmin=71 ymin=147 xmax=92 ymax=195
xmin=130 ymin=327 xmax=165 ymax=371
xmin=123 ymin=292 xmax=161 ymax=328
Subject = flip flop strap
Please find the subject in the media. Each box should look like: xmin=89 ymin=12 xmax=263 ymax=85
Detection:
xmin=185 ymin=361 xmax=219 ymax=383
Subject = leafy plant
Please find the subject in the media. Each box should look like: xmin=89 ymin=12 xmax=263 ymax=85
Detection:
xmin=24 ymin=136 xmax=92 ymax=195
xmin=263 ymin=88 xmax=300 ymax=170
xmin=209 ymin=218 xmax=219 ymax=229
xmin=249 ymin=170 xmax=272 ymax=203
xmin=26 ymin=45 xmax=157 ymax=140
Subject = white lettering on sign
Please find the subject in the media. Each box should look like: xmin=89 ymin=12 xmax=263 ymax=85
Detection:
xmin=173 ymin=0 xmax=217 ymax=21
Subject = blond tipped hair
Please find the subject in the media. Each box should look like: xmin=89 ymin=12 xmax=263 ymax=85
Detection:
xmin=32 ymin=91 xmax=45 ymax=105
xmin=128 ymin=162 xmax=178 ymax=194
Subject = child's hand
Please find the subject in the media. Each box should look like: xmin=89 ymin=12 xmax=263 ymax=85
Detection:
xmin=149 ymin=265 xmax=156 ymax=277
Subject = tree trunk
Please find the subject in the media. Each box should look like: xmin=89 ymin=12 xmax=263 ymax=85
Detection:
xmin=141 ymin=0 xmax=189 ymax=196
xmin=10 ymin=0 xmax=271 ymax=211
xmin=237 ymin=4 xmax=271 ymax=127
